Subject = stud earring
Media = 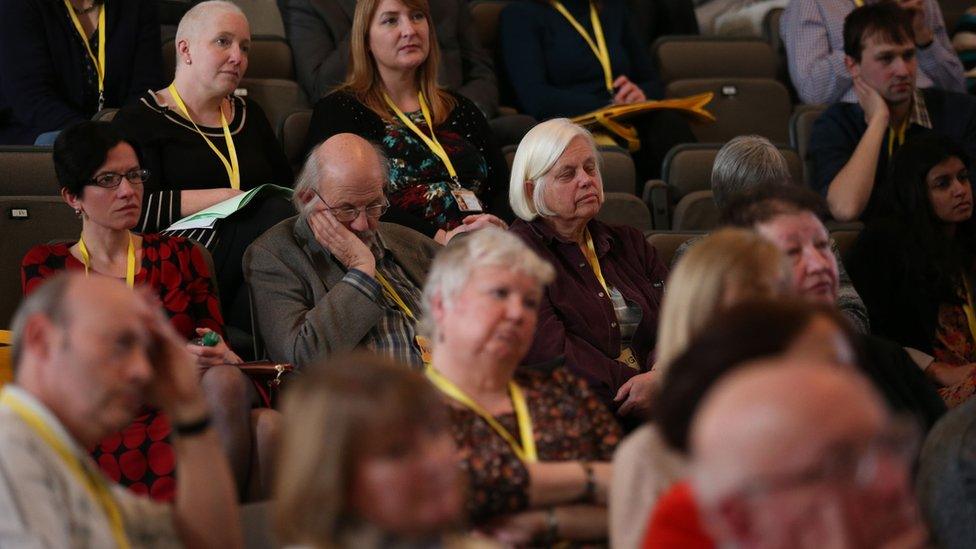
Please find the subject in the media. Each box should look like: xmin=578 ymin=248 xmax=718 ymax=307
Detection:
xmin=184 ymin=58 xmax=192 ymax=65
xmin=74 ymin=208 xmax=82 ymax=217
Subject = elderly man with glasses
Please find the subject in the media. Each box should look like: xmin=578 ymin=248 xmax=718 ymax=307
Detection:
xmin=243 ymin=133 xmax=440 ymax=368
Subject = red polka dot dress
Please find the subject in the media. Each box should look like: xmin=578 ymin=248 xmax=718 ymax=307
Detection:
xmin=22 ymin=234 xmax=224 ymax=502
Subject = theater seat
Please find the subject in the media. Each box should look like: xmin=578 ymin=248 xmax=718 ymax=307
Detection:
xmin=237 ymin=78 xmax=310 ymax=132
xmin=0 ymin=147 xmax=58 ymax=196
xmin=790 ymin=104 xmax=827 ymax=185
xmin=278 ymin=109 xmax=313 ymax=172
xmin=646 ymin=231 xmax=707 ymax=268
xmin=0 ymin=197 xmax=81 ymax=328
xmin=666 ymin=78 xmax=792 ymax=143
xmin=0 ymin=330 xmax=10 ymax=388
xmin=597 ymin=192 xmax=652 ymax=232
xmin=652 ymin=36 xmax=778 ymax=83
xmin=672 ymin=190 xmax=719 ymax=231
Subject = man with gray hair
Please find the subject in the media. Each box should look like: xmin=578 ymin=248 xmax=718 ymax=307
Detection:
xmin=243 ymin=133 xmax=440 ymax=368
xmin=689 ymin=361 xmax=927 ymax=549
xmin=0 ymin=274 xmax=241 ymax=547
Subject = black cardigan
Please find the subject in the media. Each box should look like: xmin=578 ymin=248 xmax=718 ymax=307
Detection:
xmin=0 ymin=0 xmax=163 ymax=144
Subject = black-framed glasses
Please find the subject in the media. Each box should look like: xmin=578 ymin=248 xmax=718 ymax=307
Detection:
xmin=311 ymin=188 xmax=389 ymax=222
xmin=89 ymin=168 xmax=151 ymax=189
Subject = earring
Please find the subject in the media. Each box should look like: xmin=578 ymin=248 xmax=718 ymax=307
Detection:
xmin=74 ymin=208 xmax=81 ymax=217
xmin=184 ymin=57 xmax=191 ymax=65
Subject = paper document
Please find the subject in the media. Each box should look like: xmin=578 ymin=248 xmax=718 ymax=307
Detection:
xmin=166 ymin=184 xmax=293 ymax=231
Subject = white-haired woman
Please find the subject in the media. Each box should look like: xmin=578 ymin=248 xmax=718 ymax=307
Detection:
xmin=508 ymin=118 xmax=668 ymax=428
xmin=422 ymin=227 xmax=620 ymax=544
xmin=113 ymin=0 xmax=294 ymax=334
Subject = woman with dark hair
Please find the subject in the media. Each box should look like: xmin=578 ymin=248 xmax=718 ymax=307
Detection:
xmin=303 ymin=0 xmax=510 ymax=244
xmin=21 ymin=120 xmax=278 ymax=502
xmin=846 ymin=133 xmax=976 ymax=408
xmin=0 ymin=0 xmax=163 ymax=145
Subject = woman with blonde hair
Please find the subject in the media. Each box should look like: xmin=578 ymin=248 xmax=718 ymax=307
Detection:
xmin=274 ymin=352 xmax=465 ymax=547
xmin=302 ymin=0 xmax=510 ymax=245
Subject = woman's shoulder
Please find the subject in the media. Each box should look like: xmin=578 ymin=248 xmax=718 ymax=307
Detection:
xmin=113 ymin=91 xmax=175 ymax=136
xmin=22 ymin=242 xmax=72 ymax=268
xmin=315 ymin=89 xmax=369 ymax=111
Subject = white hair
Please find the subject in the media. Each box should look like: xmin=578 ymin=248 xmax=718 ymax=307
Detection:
xmin=508 ymin=118 xmax=599 ymax=221
xmin=175 ymin=1 xmax=248 ymax=66
xmin=420 ymin=228 xmax=555 ymax=340
xmin=292 ymin=139 xmax=390 ymax=221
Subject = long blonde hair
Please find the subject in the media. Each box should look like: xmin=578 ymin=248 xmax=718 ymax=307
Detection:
xmin=340 ymin=0 xmax=455 ymax=125
xmin=273 ymin=352 xmax=448 ymax=546
xmin=655 ymin=229 xmax=791 ymax=375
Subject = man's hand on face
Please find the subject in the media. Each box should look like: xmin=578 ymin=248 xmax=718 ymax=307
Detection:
xmin=897 ymin=0 xmax=934 ymax=46
xmin=308 ymin=208 xmax=377 ymax=277
xmin=853 ymin=74 xmax=890 ymax=126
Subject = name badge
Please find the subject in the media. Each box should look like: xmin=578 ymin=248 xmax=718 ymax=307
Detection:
xmin=617 ymin=347 xmax=640 ymax=371
xmin=451 ymin=189 xmax=483 ymax=212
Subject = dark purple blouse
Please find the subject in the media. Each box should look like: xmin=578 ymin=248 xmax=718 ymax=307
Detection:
xmin=509 ymin=218 xmax=668 ymax=416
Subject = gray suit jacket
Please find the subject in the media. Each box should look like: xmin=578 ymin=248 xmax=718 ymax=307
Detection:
xmin=243 ymin=216 xmax=439 ymax=367
xmin=917 ymin=397 xmax=976 ymax=548
xmin=277 ymin=0 xmax=499 ymax=116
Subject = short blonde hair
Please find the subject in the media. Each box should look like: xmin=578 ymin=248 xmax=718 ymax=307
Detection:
xmin=174 ymin=0 xmax=247 ymax=68
xmin=508 ymin=118 xmax=599 ymax=221
xmin=421 ymin=227 xmax=554 ymax=340
xmin=655 ymin=229 xmax=790 ymax=375
xmin=274 ymin=352 xmax=446 ymax=546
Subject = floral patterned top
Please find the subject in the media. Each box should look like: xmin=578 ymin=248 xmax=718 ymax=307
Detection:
xmin=304 ymin=90 xmax=511 ymax=237
xmin=441 ymin=365 xmax=621 ymax=524
xmin=21 ymin=233 xmax=224 ymax=501
xmin=933 ymin=300 xmax=976 ymax=408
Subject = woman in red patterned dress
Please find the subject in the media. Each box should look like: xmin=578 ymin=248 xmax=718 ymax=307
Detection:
xmin=21 ymin=121 xmax=277 ymax=501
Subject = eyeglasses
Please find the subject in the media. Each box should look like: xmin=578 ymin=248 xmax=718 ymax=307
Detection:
xmin=89 ymin=168 xmax=151 ymax=189
xmin=311 ymin=188 xmax=389 ymax=222
xmin=737 ymin=417 xmax=920 ymax=498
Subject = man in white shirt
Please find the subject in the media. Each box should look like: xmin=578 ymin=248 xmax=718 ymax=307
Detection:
xmin=0 ymin=273 xmax=241 ymax=548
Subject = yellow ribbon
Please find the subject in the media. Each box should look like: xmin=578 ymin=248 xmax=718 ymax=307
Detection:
xmin=78 ymin=231 xmax=136 ymax=288
xmin=888 ymin=119 xmax=908 ymax=158
xmin=383 ymin=92 xmax=459 ymax=185
xmin=0 ymin=390 xmax=130 ymax=549
xmin=167 ymin=84 xmax=240 ymax=190
xmin=64 ymin=0 xmax=106 ymax=110
xmin=375 ymin=272 xmax=432 ymax=363
xmin=550 ymin=0 xmax=614 ymax=95
xmin=582 ymin=228 xmax=610 ymax=294
xmin=425 ymin=366 xmax=538 ymax=463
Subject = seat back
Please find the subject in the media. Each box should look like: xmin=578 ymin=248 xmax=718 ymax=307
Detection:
xmin=653 ymin=36 xmax=778 ymax=83
xmin=596 ymin=192 xmax=652 ymax=232
xmin=234 ymin=0 xmax=286 ymax=38
xmin=0 ymin=147 xmax=59 ymax=196
xmin=238 ymin=78 xmax=310 ymax=131
xmin=646 ymin=231 xmax=707 ymax=268
xmin=0 ymin=197 xmax=82 ymax=328
xmin=163 ymin=36 xmax=295 ymax=81
xmin=0 ymin=330 xmax=10 ymax=388
xmin=470 ymin=0 xmax=511 ymax=57
xmin=278 ymin=109 xmax=314 ymax=171
xmin=789 ymin=104 xmax=827 ymax=185
xmin=672 ymin=190 xmax=720 ymax=231
xmin=830 ymin=228 xmax=862 ymax=257
xmin=666 ymin=78 xmax=792 ymax=143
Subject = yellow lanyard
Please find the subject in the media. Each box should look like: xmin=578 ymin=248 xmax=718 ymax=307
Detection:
xmin=425 ymin=366 xmax=538 ymax=463
xmin=78 ymin=231 xmax=136 ymax=288
xmin=167 ymin=84 xmax=240 ymax=190
xmin=550 ymin=0 xmax=614 ymax=94
xmin=582 ymin=228 xmax=610 ymax=294
xmin=887 ymin=119 xmax=908 ymax=158
xmin=962 ymin=276 xmax=976 ymax=347
xmin=64 ymin=0 xmax=106 ymax=110
xmin=383 ymin=92 xmax=459 ymax=184
xmin=0 ymin=390 xmax=130 ymax=549
xmin=375 ymin=272 xmax=433 ymax=363
xmin=853 ymin=0 xmax=864 ymax=6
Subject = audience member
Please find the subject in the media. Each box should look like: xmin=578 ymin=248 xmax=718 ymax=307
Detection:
xmin=274 ymin=352 xmax=464 ymax=547
xmin=244 ymin=133 xmax=439 ymax=368
xmin=20 ymin=121 xmax=277 ymax=502
xmin=846 ymin=134 xmax=976 ymax=407
xmin=781 ymin=0 xmax=963 ymax=105
xmin=112 ymin=0 xmax=295 ymax=333
xmin=610 ymin=229 xmax=791 ymax=549
xmin=673 ymin=135 xmax=872 ymax=334
xmin=951 ymin=6 xmax=976 ymax=93
xmin=724 ymin=183 xmax=947 ymax=427
xmin=499 ymin=0 xmax=696 ymax=184
xmin=916 ymin=396 xmax=976 ymax=548
xmin=0 ymin=0 xmax=164 ymax=145
xmin=0 ymin=274 xmax=241 ymax=547
xmin=279 ymin=0 xmax=498 ymax=116
xmin=809 ymin=2 xmax=976 ymax=222
xmin=639 ymin=300 xmax=860 ymax=549
xmin=689 ymin=363 xmax=927 ymax=549
xmin=303 ymin=0 xmax=510 ymax=244
xmin=507 ymin=119 xmax=668 ymax=426
xmin=422 ymin=228 xmax=619 ymax=544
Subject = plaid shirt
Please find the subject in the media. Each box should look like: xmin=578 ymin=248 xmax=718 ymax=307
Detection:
xmin=340 ymin=233 xmax=425 ymax=369
xmin=781 ymin=0 xmax=964 ymax=105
